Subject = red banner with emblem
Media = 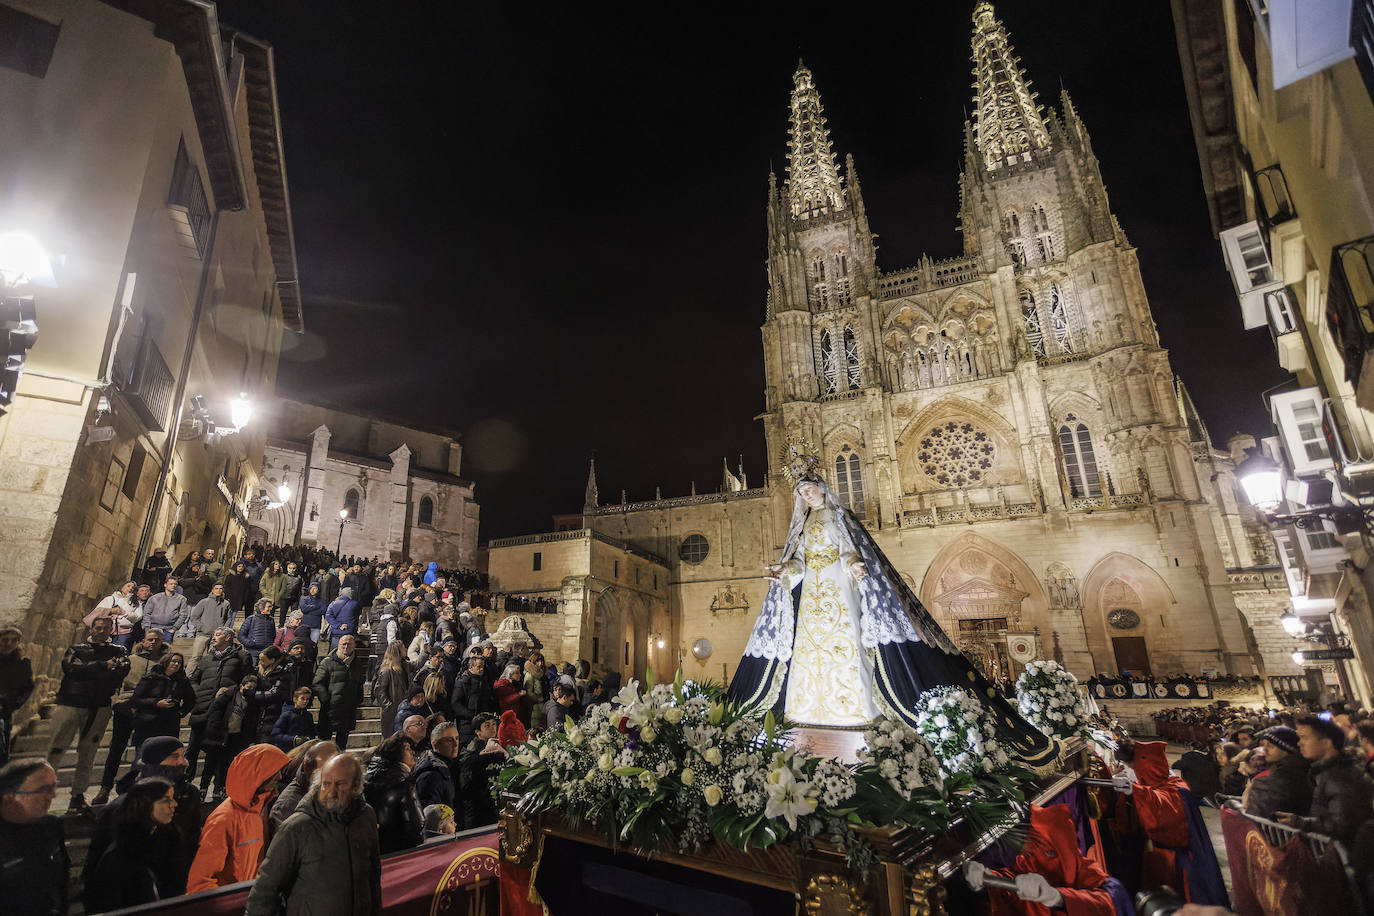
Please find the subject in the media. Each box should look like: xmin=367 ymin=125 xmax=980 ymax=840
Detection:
xmin=1218 ymin=806 xmax=1350 ymax=916
xmin=114 ymin=828 xmax=500 ymax=915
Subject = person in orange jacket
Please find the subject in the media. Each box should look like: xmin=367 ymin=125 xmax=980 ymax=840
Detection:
xmin=964 ymin=804 xmax=1133 ymax=916
xmin=186 ymin=743 xmax=289 ymax=891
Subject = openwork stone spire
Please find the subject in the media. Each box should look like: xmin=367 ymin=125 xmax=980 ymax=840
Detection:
xmin=970 ymin=2 xmax=1051 ymax=170
xmin=786 ymin=61 xmax=845 ymax=216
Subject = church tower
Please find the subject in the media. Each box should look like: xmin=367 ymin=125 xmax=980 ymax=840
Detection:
xmin=760 ymin=63 xmax=880 ymax=524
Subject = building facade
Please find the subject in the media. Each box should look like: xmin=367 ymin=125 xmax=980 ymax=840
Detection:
xmin=489 ymin=4 xmax=1300 ymax=692
xmin=1174 ymin=0 xmax=1374 ymax=705
xmin=260 ymin=398 xmax=480 ymax=567
xmin=0 ymin=0 xmax=300 ymax=711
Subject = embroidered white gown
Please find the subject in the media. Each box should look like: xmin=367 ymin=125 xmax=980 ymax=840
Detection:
xmin=782 ymin=507 xmax=880 ymax=726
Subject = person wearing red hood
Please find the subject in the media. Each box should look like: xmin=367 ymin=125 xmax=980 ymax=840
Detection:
xmin=186 ymin=743 xmax=289 ymax=891
xmin=963 ymin=804 xmax=1133 ymax=916
xmin=1112 ymin=740 xmax=1227 ymax=907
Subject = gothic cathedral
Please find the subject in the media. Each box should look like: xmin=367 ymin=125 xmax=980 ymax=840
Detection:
xmin=512 ymin=3 xmax=1286 ymax=690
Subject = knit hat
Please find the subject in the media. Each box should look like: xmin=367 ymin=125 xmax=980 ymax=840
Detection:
xmin=137 ymin=735 xmax=184 ymax=766
xmin=423 ymin=804 xmax=455 ymax=832
xmin=1257 ymin=726 xmax=1300 ymax=756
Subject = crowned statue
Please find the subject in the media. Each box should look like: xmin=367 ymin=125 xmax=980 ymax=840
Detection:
xmin=727 ymin=438 xmax=1057 ymax=766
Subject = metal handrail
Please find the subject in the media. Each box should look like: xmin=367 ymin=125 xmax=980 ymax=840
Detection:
xmin=1219 ymin=798 xmax=1367 ymax=916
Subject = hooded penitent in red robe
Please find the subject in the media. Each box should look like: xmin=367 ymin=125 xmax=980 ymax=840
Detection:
xmin=988 ymin=804 xmax=1126 ymax=916
xmin=1130 ymin=740 xmax=1227 ymax=906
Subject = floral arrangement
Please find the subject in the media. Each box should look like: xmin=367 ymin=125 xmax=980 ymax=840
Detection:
xmin=914 ymin=686 xmax=1013 ymax=778
xmin=497 ymin=671 xmax=1027 ymax=865
xmin=1015 ymin=659 xmax=1090 ymax=742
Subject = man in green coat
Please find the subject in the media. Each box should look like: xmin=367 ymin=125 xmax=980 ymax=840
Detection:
xmin=245 ymin=754 xmax=380 ymax=916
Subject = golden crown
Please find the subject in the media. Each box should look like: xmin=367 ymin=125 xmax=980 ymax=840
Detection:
xmin=778 ymin=436 xmax=823 ymax=486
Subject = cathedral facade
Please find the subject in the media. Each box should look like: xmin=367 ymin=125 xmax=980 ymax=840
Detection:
xmin=488 ymin=4 xmax=1302 ymax=691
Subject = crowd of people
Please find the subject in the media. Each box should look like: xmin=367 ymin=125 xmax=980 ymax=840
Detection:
xmin=0 ymin=540 xmax=555 ymax=913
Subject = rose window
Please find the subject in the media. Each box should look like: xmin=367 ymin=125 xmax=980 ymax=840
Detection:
xmin=917 ymin=421 xmax=996 ymax=486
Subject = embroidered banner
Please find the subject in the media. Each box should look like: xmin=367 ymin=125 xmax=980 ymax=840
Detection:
xmin=1218 ymin=806 xmax=1349 ymax=916
xmin=116 ymin=829 xmax=499 ymax=915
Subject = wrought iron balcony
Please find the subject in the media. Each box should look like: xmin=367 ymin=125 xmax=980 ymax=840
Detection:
xmin=1322 ymin=396 xmax=1374 ymax=496
xmin=1252 ymin=162 xmax=1298 ymax=236
xmin=1325 ymin=236 xmax=1374 ymax=404
xmin=115 ymin=334 xmax=174 ymax=431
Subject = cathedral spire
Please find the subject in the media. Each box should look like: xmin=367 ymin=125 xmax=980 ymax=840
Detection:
xmin=970 ymin=2 xmax=1051 ymax=171
xmin=786 ymin=61 xmax=845 ymax=216
xmin=583 ymin=458 xmax=598 ymax=509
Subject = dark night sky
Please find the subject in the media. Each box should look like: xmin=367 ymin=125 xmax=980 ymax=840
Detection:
xmin=217 ymin=1 xmax=1290 ymax=540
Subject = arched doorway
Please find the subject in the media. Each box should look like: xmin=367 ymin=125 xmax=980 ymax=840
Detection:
xmin=591 ymin=592 xmax=622 ymax=677
xmin=1081 ymin=553 xmax=1178 ymax=676
xmin=919 ymin=533 xmax=1048 ymax=681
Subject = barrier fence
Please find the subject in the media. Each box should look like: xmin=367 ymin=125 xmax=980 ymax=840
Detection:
xmin=1217 ymin=799 xmax=1365 ymax=916
xmin=103 ymin=826 xmax=499 ymax=915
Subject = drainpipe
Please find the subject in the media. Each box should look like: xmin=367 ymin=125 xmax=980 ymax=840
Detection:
xmin=131 ymin=208 xmax=227 ymax=578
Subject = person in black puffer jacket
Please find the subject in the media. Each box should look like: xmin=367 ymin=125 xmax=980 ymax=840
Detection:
xmin=185 ymin=629 xmax=251 ymax=782
xmin=0 ymin=627 xmax=35 ymax=767
xmin=411 ymin=720 xmax=459 ymax=809
xmin=297 ymin=583 xmax=326 ymax=643
xmin=361 ymin=733 xmax=423 ymax=853
xmin=248 ymin=648 xmax=293 ymax=744
xmin=128 ymin=653 xmax=195 ymax=749
xmin=450 ymin=655 xmax=496 ymax=745
xmin=46 ymin=617 xmax=130 ymax=811
xmin=1244 ymin=726 xmax=1312 ymax=819
xmin=82 ymin=776 xmax=183 ymax=914
xmin=238 ymin=599 xmax=277 ymax=665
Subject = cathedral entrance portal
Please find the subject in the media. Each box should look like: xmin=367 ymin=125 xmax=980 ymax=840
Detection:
xmin=957 ymin=617 xmax=1012 ymax=680
xmin=926 ymin=541 xmax=1038 ymax=681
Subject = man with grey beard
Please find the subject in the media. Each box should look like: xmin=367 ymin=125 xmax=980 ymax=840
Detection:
xmin=247 ymin=754 xmax=380 ymax=915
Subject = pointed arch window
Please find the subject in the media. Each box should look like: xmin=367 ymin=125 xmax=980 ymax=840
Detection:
xmin=1049 ymin=283 xmax=1073 ymax=353
xmin=1058 ymin=417 xmax=1101 ymax=498
xmin=1020 ymin=290 xmax=1046 ymax=357
xmin=833 ymin=252 xmax=848 ymax=277
xmin=1002 ymin=210 xmax=1021 ymax=235
xmin=833 ymin=445 xmax=866 ymax=518
xmin=1030 ymin=203 xmax=1049 ymax=233
xmin=843 ymin=326 xmax=861 ymax=389
xmin=417 ymin=495 xmax=434 ymax=527
xmin=343 ymin=488 xmax=361 ymax=521
xmin=820 ymin=328 xmax=838 ymax=393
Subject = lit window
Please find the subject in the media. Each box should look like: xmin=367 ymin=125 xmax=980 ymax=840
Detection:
xmin=1059 ymin=419 xmax=1101 ymax=498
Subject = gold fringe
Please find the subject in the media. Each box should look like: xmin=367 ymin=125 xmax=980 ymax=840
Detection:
xmin=525 ymin=831 xmax=550 ymax=915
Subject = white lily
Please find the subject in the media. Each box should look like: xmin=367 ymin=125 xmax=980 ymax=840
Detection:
xmin=614 ymin=679 xmax=642 ymax=707
xmin=763 ymin=765 xmax=817 ymax=829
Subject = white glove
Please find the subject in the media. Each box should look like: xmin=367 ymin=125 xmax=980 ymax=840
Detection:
xmin=1111 ymin=772 xmax=1134 ymax=795
xmin=1014 ymin=873 xmax=1065 ymax=908
xmin=962 ymin=860 xmax=988 ymax=892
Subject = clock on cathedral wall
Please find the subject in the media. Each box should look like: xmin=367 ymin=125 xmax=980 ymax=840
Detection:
xmin=1107 ymin=608 xmax=1141 ymax=630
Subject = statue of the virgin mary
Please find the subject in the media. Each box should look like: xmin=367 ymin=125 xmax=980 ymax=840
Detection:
xmin=727 ymin=439 xmax=1057 ymax=766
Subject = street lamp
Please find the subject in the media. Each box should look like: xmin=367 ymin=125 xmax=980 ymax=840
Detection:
xmin=277 ymin=482 xmax=291 ymax=503
xmin=230 ymin=393 xmax=253 ymax=431
xmin=1236 ymin=451 xmax=1283 ymax=513
xmin=337 ymin=508 xmax=348 ymax=556
xmin=1280 ymin=610 xmax=1306 ymax=638
xmin=0 ymin=230 xmax=51 ymax=417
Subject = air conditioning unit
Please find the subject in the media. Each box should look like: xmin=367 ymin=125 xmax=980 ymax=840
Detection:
xmin=1221 ymin=221 xmax=1284 ymax=329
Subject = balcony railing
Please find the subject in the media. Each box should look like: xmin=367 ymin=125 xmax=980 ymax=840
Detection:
xmin=167 ymin=138 xmax=211 ymax=258
xmin=116 ymin=335 xmax=175 ymax=431
xmin=1322 ymin=396 xmax=1374 ymax=493
xmin=1325 ymin=236 xmax=1374 ymax=392
xmin=1253 ymin=163 xmax=1298 ymax=234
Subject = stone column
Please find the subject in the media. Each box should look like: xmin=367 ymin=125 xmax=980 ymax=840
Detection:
xmin=297 ymin=424 xmax=330 ymax=545
xmin=387 ymin=444 xmax=411 ymax=562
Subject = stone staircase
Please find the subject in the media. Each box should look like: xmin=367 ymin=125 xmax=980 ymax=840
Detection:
xmin=11 ymin=637 xmax=386 ymax=816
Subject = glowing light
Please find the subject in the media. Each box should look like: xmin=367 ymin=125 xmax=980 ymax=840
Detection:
xmin=1236 ymin=452 xmax=1282 ymax=513
xmin=339 ymin=508 xmax=348 ymax=520
xmin=230 ymin=394 xmax=253 ymax=430
xmin=0 ymin=231 xmax=55 ymax=287
xmin=1280 ymin=611 xmax=1305 ymax=638
xmin=277 ymin=483 xmax=291 ymax=503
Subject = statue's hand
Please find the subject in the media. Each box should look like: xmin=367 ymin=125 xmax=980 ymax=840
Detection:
xmin=848 ymin=561 xmax=868 ymax=580
xmin=764 ymin=565 xmax=784 ymax=580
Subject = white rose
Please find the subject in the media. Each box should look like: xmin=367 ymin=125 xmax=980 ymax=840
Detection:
xmin=681 ymin=768 xmax=695 ymax=786
xmin=641 ymin=726 xmax=657 ymax=744
xmin=704 ymin=747 xmax=723 ymax=766
xmin=663 ymin=707 xmax=684 ymax=724
xmin=539 ymin=745 xmax=552 ymax=761
xmin=703 ymin=784 xmax=723 ymax=806
xmin=567 ymin=726 xmax=584 ymax=746
xmin=598 ymin=752 xmax=615 ymax=772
